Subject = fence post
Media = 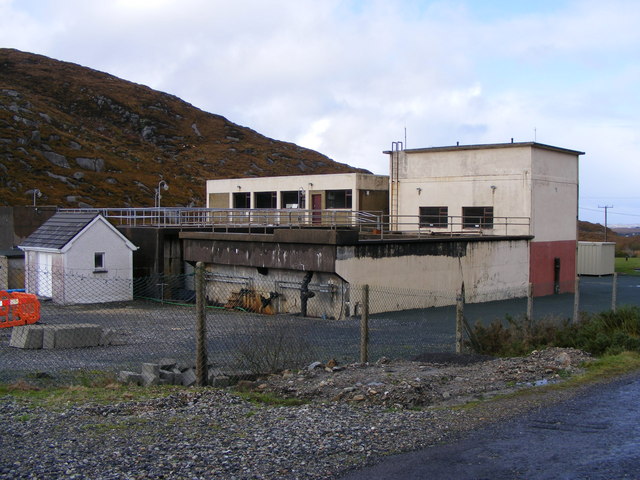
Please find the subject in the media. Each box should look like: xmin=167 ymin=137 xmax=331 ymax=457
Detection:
xmin=456 ymin=282 xmax=465 ymax=353
xmin=612 ymin=272 xmax=618 ymax=313
xmin=526 ymin=282 xmax=533 ymax=333
xmin=360 ymin=284 xmax=369 ymax=363
xmin=195 ymin=261 xmax=208 ymax=386
xmin=572 ymin=276 xmax=580 ymax=324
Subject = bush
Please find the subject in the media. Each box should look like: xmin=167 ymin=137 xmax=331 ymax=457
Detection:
xmin=466 ymin=306 xmax=640 ymax=357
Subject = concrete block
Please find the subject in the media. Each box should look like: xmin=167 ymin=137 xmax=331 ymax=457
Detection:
xmin=142 ymin=363 xmax=160 ymax=377
xmin=99 ymin=328 xmax=116 ymax=346
xmin=67 ymin=324 xmax=102 ymax=348
xmin=117 ymin=371 xmax=143 ymax=385
xmin=158 ymin=358 xmax=178 ymax=370
xmin=43 ymin=324 xmax=103 ymax=349
xmin=210 ymin=375 xmax=231 ymax=387
xmin=142 ymin=371 xmax=159 ymax=386
xmin=159 ymin=369 xmax=176 ymax=384
xmin=181 ymin=368 xmax=196 ymax=387
xmin=9 ymin=325 xmax=44 ymax=349
xmin=42 ymin=327 xmax=58 ymax=349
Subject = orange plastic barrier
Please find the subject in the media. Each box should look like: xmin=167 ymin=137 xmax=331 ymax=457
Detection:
xmin=0 ymin=291 xmax=40 ymax=328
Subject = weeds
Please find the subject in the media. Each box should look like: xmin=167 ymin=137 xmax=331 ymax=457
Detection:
xmin=466 ymin=306 xmax=640 ymax=357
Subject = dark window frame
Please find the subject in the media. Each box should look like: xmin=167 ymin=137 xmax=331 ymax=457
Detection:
xmin=462 ymin=206 xmax=494 ymax=229
xmin=94 ymin=252 xmax=106 ymax=272
xmin=326 ymin=189 xmax=353 ymax=209
xmin=232 ymin=192 xmax=251 ymax=209
xmin=254 ymin=191 xmax=277 ymax=209
xmin=419 ymin=206 xmax=448 ymax=228
xmin=281 ymin=190 xmax=305 ymax=209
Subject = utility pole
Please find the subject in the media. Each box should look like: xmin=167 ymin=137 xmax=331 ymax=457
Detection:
xmin=598 ymin=205 xmax=613 ymax=241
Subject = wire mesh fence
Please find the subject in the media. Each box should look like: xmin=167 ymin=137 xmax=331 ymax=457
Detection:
xmin=0 ymin=265 xmax=636 ymax=386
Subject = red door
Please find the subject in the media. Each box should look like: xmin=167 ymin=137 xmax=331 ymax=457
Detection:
xmin=312 ymin=194 xmax=322 ymax=224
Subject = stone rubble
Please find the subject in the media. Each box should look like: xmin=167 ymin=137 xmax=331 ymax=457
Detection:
xmin=1 ymin=347 xmax=595 ymax=479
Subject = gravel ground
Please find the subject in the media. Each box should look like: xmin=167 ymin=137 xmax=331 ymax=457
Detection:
xmin=1 ymin=348 xmax=596 ymax=480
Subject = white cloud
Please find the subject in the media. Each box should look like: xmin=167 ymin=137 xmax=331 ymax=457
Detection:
xmin=1 ymin=0 xmax=640 ymax=222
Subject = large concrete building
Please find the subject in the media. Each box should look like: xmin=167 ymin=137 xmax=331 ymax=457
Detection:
xmin=179 ymin=141 xmax=582 ymax=316
xmin=387 ymin=141 xmax=583 ymax=295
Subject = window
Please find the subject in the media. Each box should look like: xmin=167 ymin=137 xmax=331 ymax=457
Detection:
xmin=94 ymin=252 xmax=105 ymax=271
xmin=232 ymin=192 xmax=250 ymax=208
xmin=281 ymin=190 xmax=305 ymax=209
xmin=419 ymin=206 xmax=448 ymax=228
xmin=255 ymin=191 xmax=277 ymax=208
xmin=462 ymin=206 xmax=494 ymax=228
xmin=326 ymin=189 xmax=352 ymax=209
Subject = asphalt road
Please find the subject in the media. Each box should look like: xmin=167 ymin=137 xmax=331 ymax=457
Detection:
xmin=339 ymin=372 xmax=640 ymax=480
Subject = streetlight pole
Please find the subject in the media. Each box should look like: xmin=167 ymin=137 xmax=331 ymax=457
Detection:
xmin=155 ymin=180 xmax=168 ymax=208
xmin=32 ymin=189 xmax=41 ymax=207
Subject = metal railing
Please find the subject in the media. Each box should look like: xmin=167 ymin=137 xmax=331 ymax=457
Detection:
xmin=59 ymin=207 xmax=382 ymax=231
xmin=59 ymin=208 xmax=530 ymax=238
xmin=375 ymin=214 xmax=532 ymax=239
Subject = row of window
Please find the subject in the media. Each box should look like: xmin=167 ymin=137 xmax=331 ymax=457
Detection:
xmin=419 ymin=206 xmax=494 ymax=229
xmin=232 ymin=189 xmax=353 ymax=209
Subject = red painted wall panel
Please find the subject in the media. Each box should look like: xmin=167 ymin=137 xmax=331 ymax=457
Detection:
xmin=530 ymin=240 xmax=576 ymax=296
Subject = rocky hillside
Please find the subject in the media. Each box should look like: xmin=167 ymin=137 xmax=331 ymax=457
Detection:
xmin=0 ymin=49 xmax=366 ymax=208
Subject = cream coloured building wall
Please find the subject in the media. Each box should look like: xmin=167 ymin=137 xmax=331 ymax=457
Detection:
xmin=390 ymin=143 xmax=581 ymax=241
xmin=336 ymin=239 xmax=530 ymax=313
xmin=530 ymin=148 xmax=579 ymax=242
xmin=206 ymin=173 xmax=388 ymax=212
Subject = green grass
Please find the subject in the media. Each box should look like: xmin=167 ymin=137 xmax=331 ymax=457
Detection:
xmin=615 ymin=256 xmax=640 ymax=275
xmin=0 ymin=380 xmax=185 ymax=410
xmin=452 ymin=352 xmax=640 ymax=411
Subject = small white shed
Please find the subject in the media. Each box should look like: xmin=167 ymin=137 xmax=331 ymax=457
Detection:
xmin=19 ymin=212 xmax=138 ymax=304
xmin=577 ymin=242 xmax=616 ymax=276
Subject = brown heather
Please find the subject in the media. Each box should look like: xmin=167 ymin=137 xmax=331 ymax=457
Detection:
xmin=0 ymin=48 xmax=366 ymax=208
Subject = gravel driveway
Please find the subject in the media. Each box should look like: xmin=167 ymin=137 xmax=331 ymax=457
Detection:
xmin=0 ymin=348 xmax=599 ymax=480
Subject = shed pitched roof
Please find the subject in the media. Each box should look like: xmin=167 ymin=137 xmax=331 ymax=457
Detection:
xmin=19 ymin=212 xmax=101 ymax=250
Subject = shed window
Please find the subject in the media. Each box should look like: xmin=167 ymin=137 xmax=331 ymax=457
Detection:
xmin=326 ymin=189 xmax=352 ymax=209
xmin=419 ymin=206 xmax=448 ymax=228
xmin=255 ymin=191 xmax=277 ymax=208
xmin=462 ymin=206 xmax=494 ymax=228
xmin=94 ymin=252 xmax=105 ymax=270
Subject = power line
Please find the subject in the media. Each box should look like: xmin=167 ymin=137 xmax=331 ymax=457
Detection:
xmin=579 ymin=206 xmax=640 ymax=217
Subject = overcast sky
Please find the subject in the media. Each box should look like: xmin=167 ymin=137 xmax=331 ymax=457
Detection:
xmin=2 ymin=0 xmax=639 ymax=224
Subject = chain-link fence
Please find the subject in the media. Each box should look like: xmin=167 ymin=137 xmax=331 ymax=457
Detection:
xmin=1 ymin=265 xmax=636 ymax=386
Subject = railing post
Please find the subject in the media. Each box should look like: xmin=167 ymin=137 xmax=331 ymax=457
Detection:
xmin=360 ymin=284 xmax=369 ymax=363
xmin=195 ymin=262 xmax=208 ymax=386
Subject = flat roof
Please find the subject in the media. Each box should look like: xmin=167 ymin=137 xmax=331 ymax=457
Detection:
xmin=383 ymin=141 xmax=585 ymax=156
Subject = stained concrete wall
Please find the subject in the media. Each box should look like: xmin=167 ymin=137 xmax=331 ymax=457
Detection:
xmin=336 ymin=237 xmax=531 ymax=313
xmin=181 ymin=229 xmax=532 ymax=316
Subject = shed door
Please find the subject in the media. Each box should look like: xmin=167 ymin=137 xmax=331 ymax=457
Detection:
xmin=37 ymin=252 xmax=53 ymax=298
